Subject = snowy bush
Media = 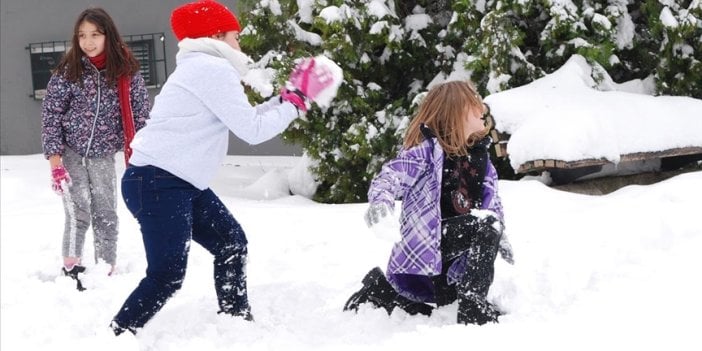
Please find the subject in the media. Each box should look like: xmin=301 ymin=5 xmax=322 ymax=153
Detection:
xmin=239 ymin=0 xmax=702 ymax=203
xmin=240 ymin=0 xmax=450 ymax=203
xmin=642 ymin=0 xmax=702 ymax=97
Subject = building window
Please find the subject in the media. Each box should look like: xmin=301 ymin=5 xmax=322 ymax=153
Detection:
xmin=27 ymin=32 xmax=167 ymax=100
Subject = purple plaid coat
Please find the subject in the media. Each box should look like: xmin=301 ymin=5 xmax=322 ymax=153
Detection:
xmin=368 ymin=135 xmax=503 ymax=302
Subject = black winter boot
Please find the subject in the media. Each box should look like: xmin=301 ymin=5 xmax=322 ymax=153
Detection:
xmin=109 ymin=320 xmax=136 ymax=336
xmin=62 ymin=265 xmax=86 ymax=291
xmin=215 ymin=245 xmax=253 ymax=321
xmin=457 ymin=293 xmax=500 ymax=325
xmin=393 ymin=293 xmax=434 ymax=316
xmin=218 ymin=305 xmax=254 ymax=322
xmin=343 ymin=267 xmax=433 ymax=316
xmin=455 ymin=216 xmax=502 ymax=325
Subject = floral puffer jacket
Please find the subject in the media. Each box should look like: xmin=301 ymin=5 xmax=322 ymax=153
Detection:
xmin=41 ymin=56 xmax=150 ymax=158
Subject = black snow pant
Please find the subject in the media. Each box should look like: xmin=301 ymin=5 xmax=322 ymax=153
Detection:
xmin=433 ymin=214 xmax=502 ymax=324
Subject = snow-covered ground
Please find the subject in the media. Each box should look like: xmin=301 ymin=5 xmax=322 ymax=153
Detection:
xmin=1 ymin=154 xmax=700 ymax=350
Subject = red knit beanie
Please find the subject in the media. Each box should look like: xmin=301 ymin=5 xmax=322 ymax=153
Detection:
xmin=171 ymin=0 xmax=241 ymax=41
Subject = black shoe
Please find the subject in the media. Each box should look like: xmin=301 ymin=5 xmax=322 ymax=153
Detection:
xmin=457 ymin=294 xmax=500 ymax=325
xmin=394 ymin=294 xmax=433 ymax=316
xmin=218 ymin=306 xmax=255 ymax=322
xmin=109 ymin=320 xmax=136 ymax=336
xmin=62 ymin=265 xmax=86 ymax=291
xmin=232 ymin=310 xmax=255 ymax=322
xmin=344 ymin=267 xmax=393 ymax=313
xmin=343 ymin=267 xmax=433 ymax=316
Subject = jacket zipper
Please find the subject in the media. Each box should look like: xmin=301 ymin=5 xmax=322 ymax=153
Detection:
xmin=83 ymin=66 xmax=101 ymax=165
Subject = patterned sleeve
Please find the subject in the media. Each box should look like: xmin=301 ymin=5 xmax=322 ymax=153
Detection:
xmin=130 ymin=72 xmax=150 ymax=130
xmin=482 ymin=159 xmax=505 ymax=222
xmin=368 ymin=143 xmax=430 ymax=211
xmin=41 ymin=73 xmax=71 ymax=158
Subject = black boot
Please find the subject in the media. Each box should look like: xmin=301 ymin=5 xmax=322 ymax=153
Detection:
xmin=393 ymin=293 xmax=434 ymax=316
xmin=343 ymin=267 xmax=433 ymax=316
xmin=215 ymin=246 xmax=253 ymax=321
xmin=218 ymin=306 xmax=254 ymax=322
xmin=109 ymin=320 xmax=136 ymax=336
xmin=343 ymin=267 xmax=394 ymax=314
xmin=455 ymin=218 xmax=502 ymax=325
xmin=457 ymin=293 xmax=500 ymax=325
xmin=62 ymin=265 xmax=86 ymax=291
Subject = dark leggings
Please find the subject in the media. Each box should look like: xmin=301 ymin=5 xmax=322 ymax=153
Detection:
xmin=433 ymin=214 xmax=502 ymax=305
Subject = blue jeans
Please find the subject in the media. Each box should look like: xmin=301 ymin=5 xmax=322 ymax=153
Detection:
xmin=112 ymin=165 xmax=250 ymax=331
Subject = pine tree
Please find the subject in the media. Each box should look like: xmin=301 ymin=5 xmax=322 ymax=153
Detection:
xmin=240 ymin=0 xmax=701 ymax=203
xmin=241 ymin=0 xmax=453 ymax=203
xmin=643 ymin=0 xmax=702 ymax=98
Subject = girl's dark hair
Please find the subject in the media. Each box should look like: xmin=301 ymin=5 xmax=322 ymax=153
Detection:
xmin=54 ymin=7 xmax=140 ymax=84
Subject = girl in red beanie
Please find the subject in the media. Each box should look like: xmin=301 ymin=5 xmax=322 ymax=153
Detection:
xmin=110 ymin=0 xmax=335 ymax=335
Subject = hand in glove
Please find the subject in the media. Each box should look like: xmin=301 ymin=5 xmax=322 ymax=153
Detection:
xmin=280 ymin=89 xmax=308 ymax=112
xmin=364 ymin=202 xmax=392 ymax=228
xmin=365 ymin=203 xmax=401 ymax=242
xmin=51 ymin=165 xmax=72 ymax=195
xmin=281 ymin=57 xmax=335 ymax=112
xmin=498 ymin=233 xmax=515 ymax=265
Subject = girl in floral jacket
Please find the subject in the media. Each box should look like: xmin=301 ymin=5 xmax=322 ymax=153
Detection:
xmin=343 ymin=80 xmax=513 ymax=325
xmin=41 ymin=7 xmax=150 ymax=288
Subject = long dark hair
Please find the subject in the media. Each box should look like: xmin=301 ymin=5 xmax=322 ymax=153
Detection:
xmin=54 ymin=7 xmax=140 ymax=84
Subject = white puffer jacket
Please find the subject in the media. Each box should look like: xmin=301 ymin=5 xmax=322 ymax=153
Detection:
xmin=129 ymin=38 xmax=298 ymax=190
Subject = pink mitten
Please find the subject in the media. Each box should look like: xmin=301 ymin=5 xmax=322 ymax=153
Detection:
xmin=287 ymin=58 xmax=334 ymax=101
xmin=280 ymin=88 xmax=307 ymax=112
xmin=51 ymin=166 xmax=72 ymax=195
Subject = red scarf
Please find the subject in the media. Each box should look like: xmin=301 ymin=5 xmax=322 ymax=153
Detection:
xmin=88 ymin=53 xmax=135 ymax=165
xmin=118 ymin=76 xmax=135 ymax=165
xmin=88 ymin=52 xmax=106 ymax=69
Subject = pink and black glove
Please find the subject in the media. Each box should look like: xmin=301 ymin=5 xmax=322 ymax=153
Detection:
xmin=280 ymin=89 xmax=308 ymax=112
xmin=51 ymin=165 xmax=72 ymax=195
xmin=281 ymin=57 xmax=335 ymax=112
